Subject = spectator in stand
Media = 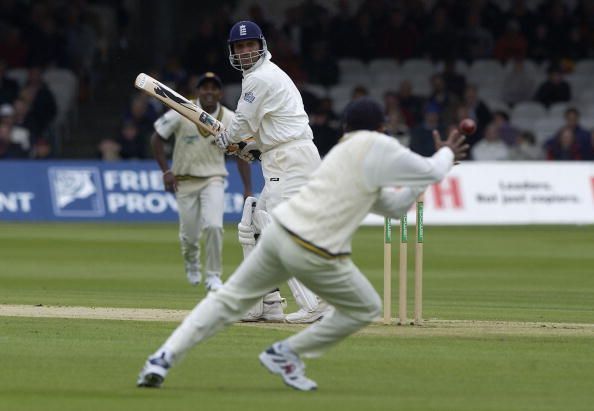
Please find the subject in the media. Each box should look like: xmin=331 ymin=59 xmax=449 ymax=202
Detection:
xmin=575 ymin=1 xmax=594 ymax=52
xmin=281 ymin=6 xmax=305 ymax=58
xmin=528 ymin=23 xmax=551 ymax=63
xmin=491 ymin=110 xmax=518 ymax=147
xmin=564 ymin=27 xmax=588 ymax=61
xmin=316 ymin=97 xmax=339 ymax=128
xmin=19 ymin=67 xmax=57 ymax=137
xmin=410 ymin=104 xmax=442 ymax=157
xmin=0 ymin=123 xmax=28 ymax=159
xmin=493 ymin=20 xmax=527 ymax=62
xmin=30 ymin=138 xmax=52 ymax=159
xmin=550 ymin=108 xmax=592 ymax=159
xmin=462 ymin=81 xmax=492 ymax=147
xmin=0 ymin=26 xmax=29 ymax=67
xmin=300 ymin=2 xmax=333 ymax=58
xmin=440 ymin=59 xmax=466 ymax=99
xmin=428 ymin=73 xmax=459 ymax=129
xmin=377 ymin=7 xmax=418 ymax=60
xmin=505 ymin=0 xmax=537 ymax=38
xmin=471 ymin=123 xmax=510 ymax=161
xmin=0 ymin=103 xmax=30 ymax=152
xmin=117 ymin=121 xmax=146 ymax=160
xmin=304 ymin=41 xmax=339 ymax=86
xmin=384 ymin=106 xmax=410 ymax=147
xmin=12 ymin=97 xmax=34 ymax=136
xmin=422 ymin=6 xmax=458 ymax=61
xmin=329 ymin=0 xmax=353 ymax=58
xmin=272 ymin=33 xmax=306 ymax=84
xmin=25 ymin=5 xmax=64 ymax=67
xmin=396 ymin=80 xmax=424 ymax=127
xmin=502 ymin=57 xmax=536 ymax=106
xmin=97 ymin=138 xmax=121 ymax=161
xmin=351 ymin=85 xmax=369 ymax=100
xmin=160 ymin=56 xmax=187 ymax=87
xmin=122 ymin=93 xmax=157 ymax=146
xmin=183 ymin=19 xmax=226 ymax=80
xmin=459 ymin=10 xmax=494 ymax=61
xmin=534 ymin=64 xmax=571 ymax=108
xmin=545 ymin=127 xmax=583 ymax=160
xmin=310 ymin=110 xmax=340 ymax=158
xmin=349 ymin=11 xmax=377 ymax=62
xmin=545 ymin=0 xmax=572 ymax=61
xmin=384 ymin=91 xmax=412 ymax=127
xmin=294 ymin=80 xmax=320 ymax=115
xmin=508 ymin=131 xmax=543 ymax=160
xmin=0 ymin=59 xmax=20 ymax=105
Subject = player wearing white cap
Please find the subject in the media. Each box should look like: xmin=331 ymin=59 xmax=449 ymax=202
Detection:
xmin=151 ymin=72 xmax=252 ymax=291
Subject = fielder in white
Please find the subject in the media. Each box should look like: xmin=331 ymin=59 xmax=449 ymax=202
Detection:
xmin=216 ymin=20 xmax=328 ymax=323
xmin=137 ymin=98 xmax=469 ymax=391
xmin=151 ymin=72 xmax=252 ymax=291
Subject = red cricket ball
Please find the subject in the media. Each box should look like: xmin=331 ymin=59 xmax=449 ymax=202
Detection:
xmin=459 ymin=118 xmax=477 ymax=135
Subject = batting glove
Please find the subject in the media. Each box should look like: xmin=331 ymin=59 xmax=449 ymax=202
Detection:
xmin=237 ymin=140 xmax=261 ymax=163
xmin=214 ymin=130 xmax=231 ymax=152
xmin=238 ymin=222 xmax=256 ymax=246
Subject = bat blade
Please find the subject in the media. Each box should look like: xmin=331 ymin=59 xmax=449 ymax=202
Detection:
xmin=134 ymin=73 xmax=224 ymax=136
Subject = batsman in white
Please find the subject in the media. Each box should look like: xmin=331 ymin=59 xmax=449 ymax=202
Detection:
xmin=215 ymin=20 xmax=329 ymax=323
xmin=137 ymin=98 xmax=469 ymax=391
xmin=151 ymin=72 xmax=252 ymax=291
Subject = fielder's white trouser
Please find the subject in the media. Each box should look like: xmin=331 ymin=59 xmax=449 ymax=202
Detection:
xmin=159 ymin=220 xmax=381 ymax=363
xmin=245 ymin=140 xmax=322 ymax=311
xmin=176 ymin=177 xmax=224 ymax=278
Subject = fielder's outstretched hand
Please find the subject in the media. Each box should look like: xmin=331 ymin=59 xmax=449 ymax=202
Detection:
xmin=432 ymin=129 xmax=469 ymax=162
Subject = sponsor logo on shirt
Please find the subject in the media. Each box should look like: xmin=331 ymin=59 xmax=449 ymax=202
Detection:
xmin=243 ymin=91 xmax=255 ymax=103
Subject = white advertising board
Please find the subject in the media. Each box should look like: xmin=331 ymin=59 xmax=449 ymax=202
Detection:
xmin=363 ymin=162 xmax=594 ymax=225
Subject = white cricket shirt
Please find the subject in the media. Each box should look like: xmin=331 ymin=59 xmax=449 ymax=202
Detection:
xmin=227 ymin=52 xmax=313 ymax=152
xmin=273 ymin=130 xmax=455 ymax=257
xmin=154 ymin=102 xmax=234 ymax=178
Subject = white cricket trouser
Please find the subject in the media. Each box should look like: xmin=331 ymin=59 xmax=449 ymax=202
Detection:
xmin=257 ymin=139 xmax=323 ymax=311
xmin=257 ymin=139 xmax=320 ymax=212
xmin=161 ymin=220 xmax=382 ymax=361
xmin=175 ymin=177 xmax=224 ymax=278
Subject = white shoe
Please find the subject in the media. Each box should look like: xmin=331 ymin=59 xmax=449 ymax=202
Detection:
xmin=241 ymin=291 xmax=287 ymax=322
xmin=205 ymin=275 xmax=223 ymax=291
xmin=136 ymin=351 xmax=172 ymax=388
xmin=186 ymin=271 xmax=201 ymax=286
xmin=259 ymin=342 xmax=317 ymax=391
xmin=285 ymin=302 xmax=331 ymax=324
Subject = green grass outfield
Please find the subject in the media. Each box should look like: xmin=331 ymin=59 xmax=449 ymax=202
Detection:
xmin=1 ymin=223 xmax=594 ymax=411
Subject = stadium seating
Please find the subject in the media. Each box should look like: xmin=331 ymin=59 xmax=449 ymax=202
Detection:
xmin=532 ymin=117 xmax=564 ymax=143
xmin=548 ymin=102 xmax=571 ymax=120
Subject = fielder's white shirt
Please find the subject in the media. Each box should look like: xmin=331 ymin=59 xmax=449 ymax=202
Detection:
xmin=227 ymin=52 xmax=313 ymax=153
xmin=154 ymin=102 xmax=234 ymax=177
xmin=273 ymin=130 xmax=455 ymax=256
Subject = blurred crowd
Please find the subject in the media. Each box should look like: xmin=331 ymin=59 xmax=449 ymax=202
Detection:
xmin=0 ymin=0 xmax=128 ymax=159
xmin=1 ymin=0 xmax=594 ymax=161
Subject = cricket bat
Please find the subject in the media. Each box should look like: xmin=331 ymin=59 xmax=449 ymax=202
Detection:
xmin=134 ymin=72 xmax=224 ymax=136
xmin=134 ymin=72 xmax=257 ymax=157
